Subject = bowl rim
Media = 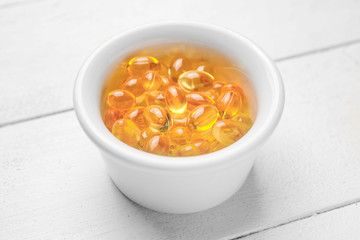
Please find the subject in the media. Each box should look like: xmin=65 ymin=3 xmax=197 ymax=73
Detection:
xmin=73 ymin=21 xmax=285 ymax=171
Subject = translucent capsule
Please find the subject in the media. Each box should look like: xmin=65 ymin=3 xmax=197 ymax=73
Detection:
xmin=142 ymin=70 xmax=162 ymax=91
xmin=165 ymin=86 xmax=187 ymax=113
xmin=169 ymin=127 xmax=191 ymax=146
xmin=169 ymin=56 xmax=191 ymax=81
xmin=210 ymin=142 xmax=227 ymax=152
xmin=103 ymin=108 xmax=122 ymax=131
xmin=124 ymin=107 xmax=147 ymax=129
xmin=217 ymin=90 xmax=243 ymax=118
xmin=178 ymin=70 xmax=214 ymax=92
xmin=177 ymin=144 xmax=200 ymax=157
xmin=221 ymin=82 xmax=246 ymax=99
xmin=188 ymin=105 xmax=219 ymax=132
xmin=145 ymin=91 xmax=166 ymax=106
xmin=196 ymin=61 xmax=214 ymax=75
xmin=212 ymin=119 xmax=247 ymax=145
xmin=143 ymin=105 xmax=170 ymax=132
xmin=213 ymin=81 xmax=226 ymax=94
xmin=121 ymin=77 xmax=145 ymax=97
xmin=158 ymin=76 xmax=172 ymax=91
xmin=127 ymin=56 xmax=161 ymax=77
xmin=112 ymin=119 xmax=141 ymax=147
xmin=186 ymin=92 xmax=215 ymax=111
xmin=106 ymin=90 xmax=136 ymax=111
xmin=191 ymin=129 xmax=216 ymax=143
xmin=193 ymin=139 xmax=211 ymax=154
xmin=143 ymin=133 xmax=170 ymax=156
xmin=135 ymin=94 xmax=147 ymax=107
xmin=232 ymin=113 xmax=253 ymax=126
xmin=138 ymin=128 xmax=155 ymax=149
xmin=171 ymin=114 xmax=188 ymax=128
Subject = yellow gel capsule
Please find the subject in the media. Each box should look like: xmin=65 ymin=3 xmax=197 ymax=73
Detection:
xmin=178 ymin=70 xmax=214 ymax=92
xmin=232 ymin=113 xmax=253 ymax=126
xmin=203 ymin=90 xmax=219 ymax=101
xmin=124 ymin=107 xmax=147 ymax=129
xmin=103 ymin=108 xmax=123 ymax=131
xmin=127 ymin=56 xmax=161 ymax=77
xmin=193 ymin=139 xmax=211 ymax=154
xmin=138 ymin=128 xmax=155 ymax=149
xmin=143 ymin=133 xmax=170 ymax=156
xmin=169 ymin=56 xmax=191 ymax=81
xmin=145 ymin=91 xmax=166 ymax=106
xmin=213 ymin=81 xmax=226 ymax=94
xmin=210 ymin=141 xmax=227 ymax=152
xmin=143 ymin=105 xmax=170 ymax=132
xmin=142 ymin=70 xmax=162 ymax=91
xmin=188 ymin=105 xmax=219 ymax=132
xmin=217 ymin=90 xmax=243 ymax=118
xmin=212 ymin=119 xmax=248 ymax=145
xmin=171 ymin=114 xmax=188 ymax=128
xmin=186 ymin=92 xmax=215 ymax=111
xmin=112 ymin=119 xmax=141 ymax=147
xmin=121 ymin=77 xmax=145 ymax=97
xmin=135 ymin=94 xmax=147 ymax=107
xmin=196 ymin=61 xmax=214 ymax=75
xmin=191 ymin=129 xmax=216 ymax=143
xmin=221 ymin=82 xmax=246 ymax=99
xmin=177 ymin=144 xmax=200 ymax=157
xmin=165 ymin=86 xmax=187 ymax=113
xmin=169 ymin=127 xmax=191 ymax=145
xmin=158 ymin=76 xmax=172 ymax=91
xmin=106 ymin=90 xmax=136 ymax=111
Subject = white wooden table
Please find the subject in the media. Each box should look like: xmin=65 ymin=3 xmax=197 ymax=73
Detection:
xmin=1 ymin=0 xmax=360 ymax=239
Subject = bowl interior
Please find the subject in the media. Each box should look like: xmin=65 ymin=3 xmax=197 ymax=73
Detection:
xmin=74 ymin=22 xmax=284 ymax=170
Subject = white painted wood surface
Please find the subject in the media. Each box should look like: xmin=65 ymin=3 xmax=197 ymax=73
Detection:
xmin=1 ymin=38 xmax=360 ymax=239
xmin=1 ymin=0 xmax=360 ymax=125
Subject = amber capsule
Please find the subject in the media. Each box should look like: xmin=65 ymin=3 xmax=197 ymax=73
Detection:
xmin=145 ymin=91 xmax=166 ymax=106
xmin=196 ymin=61 xmax=214 ymax=75
xmin=217 ymin=90 xmax=243 ymax=118
xmin=210 ymin=142 xmax=227 ymax=152
xmin=188 ymin=105 xmax=219 ymax=132
xmin=165 ymin=86 xmax=187 ymax=113
xmin=143 ymin=133 xmax=170 ymax=156
xmin=124 ymin=107 xmax=147 ymax=129
xmin=221 ymin=82 xmax=246 ymax=99
xmin=178 ymin=70 xmax=214 ymax=92
xmin=191 ymin=129 xmax=216 ymax=143
xmin=232 ymin=113 xmax=253 ymax=125
xmin=142 ymin=70 xmax=162 ymax=91
xmin=169 ymin=56 xmax=191 ymax=81
xmin=121 ymin=77 xmax=145 ymax=97
xmin=127 ymin=56 xmax=161 ymax=77
xmin=103 ymin=108 xmax=122 ymax=131
xmin=176 ymin=144 xmax=200 ymax=157
xmin=186 ymin=92 xmax=215 ymax=111
xmin=106 ymin=90 xmax=136 ymax=111
xmin=169 ymin=127 xmax=191 ymax=146
xmin=193 ymin=139 xmax=211 ymax=154
xmin=143 ymin=105 xmax=170 ymax=132
xmin=213 ymin=81 xmax=226 ymax=95
xmin=171 ymin=114 xmax=188 ymax=128
xmin=112 ymin=119 xmax=141 ymax=147
xmin=138 ymin=128 xmax=155 ymax=149
xmin=158 ymin=76 xmax=172 ymax=91
xmin=212 ymin=119 xmax=248 ymax=145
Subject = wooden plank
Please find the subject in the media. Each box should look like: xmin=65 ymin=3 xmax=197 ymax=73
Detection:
xmin=1 ymin=42 xmax=360 ymax=239
xmin=1 ymin=0 xmax=360 ymax=125
xmin=242 ymin=203 xmax=360 ymax=240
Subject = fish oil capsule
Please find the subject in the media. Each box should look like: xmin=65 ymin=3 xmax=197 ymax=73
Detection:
xmin=124 ymin=107 xmax=147 ymax=129
xmin=112 ymin=119 xmax=141 ymax=147
xmin=177 ymin=144 xmax=200 ymax=157
xmin=211 ymin=142 xmax=227 ymax=152
xmin=212 ymin=119 xmax=247 ymax=145
xmin=169 ymin=56 xmax=191 ymax=81
xmin=121 ymin=77 xmax=145 ymax=97
xmin=221 ymin=82 xmax=246 ymax=99
xmin=165 ymin=86 xmax=187 ymax=113
xmin=127 ymin=56 xmax=161 ymax=77
xmin=135 ymin=94 xmax=147 ymax=107
xmin=145 ymin=91 xmax=166 ymax=106
xmin=213 ymin=81 xmax=226 ymax=94
xmin=193 ymin=139 xmax=211 ymax=154
xmin=232 ymin=113 xmax=253 ymax=125
xmin=203 ymin=90 xmax=219 ymax=101
xmin=103 ymin=108 xmax=122 ymax=131
xmin=106 ymin=90 xmax=136 ymax=111
xmin=217 ymin=90 xmax=243 ymax=118
xmin=138 ymin=128 xmax=155 ymax=149
xmin=169 ymin=127 xmax=191 ymax=145
xmin=143 ymin=133 xmax=170 ymax=156
xmin=144 ymin=105 xmax=170 ymax=132
xmin=158 ymin=76 xmax=172 ymax=91
xmin=191 ymin=129 xmax=216 ymax=143
xmin=178 ymin=70 xmax=214 ymax=92
xmin=142 ymin=70 xmax=162 ymax=91
xmin=188 ymin=105 xmax=219 ymax=132
xmin=196 ymin=61 xmax=214 ymax=75
xmin=171 ymin=114 xmax=188 ymax=128
xmin=186 ymin=93 xmax=215 ymax=111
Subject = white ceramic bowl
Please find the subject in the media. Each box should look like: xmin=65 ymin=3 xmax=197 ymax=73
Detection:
xmin=73 ymin=22 xmax=284 ymax=214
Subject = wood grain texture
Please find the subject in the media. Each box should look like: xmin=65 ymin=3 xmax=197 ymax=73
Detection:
xmin=244 ymin=203 xmax=360 ymax=240
xmin=1 ymin=42 xmax=360 ymax=239
xmin=1 ymin=0 xmax=360 ymax=125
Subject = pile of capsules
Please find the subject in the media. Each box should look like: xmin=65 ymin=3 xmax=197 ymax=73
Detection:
xmin=103 ymin=56 xmax=253 ymax=156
